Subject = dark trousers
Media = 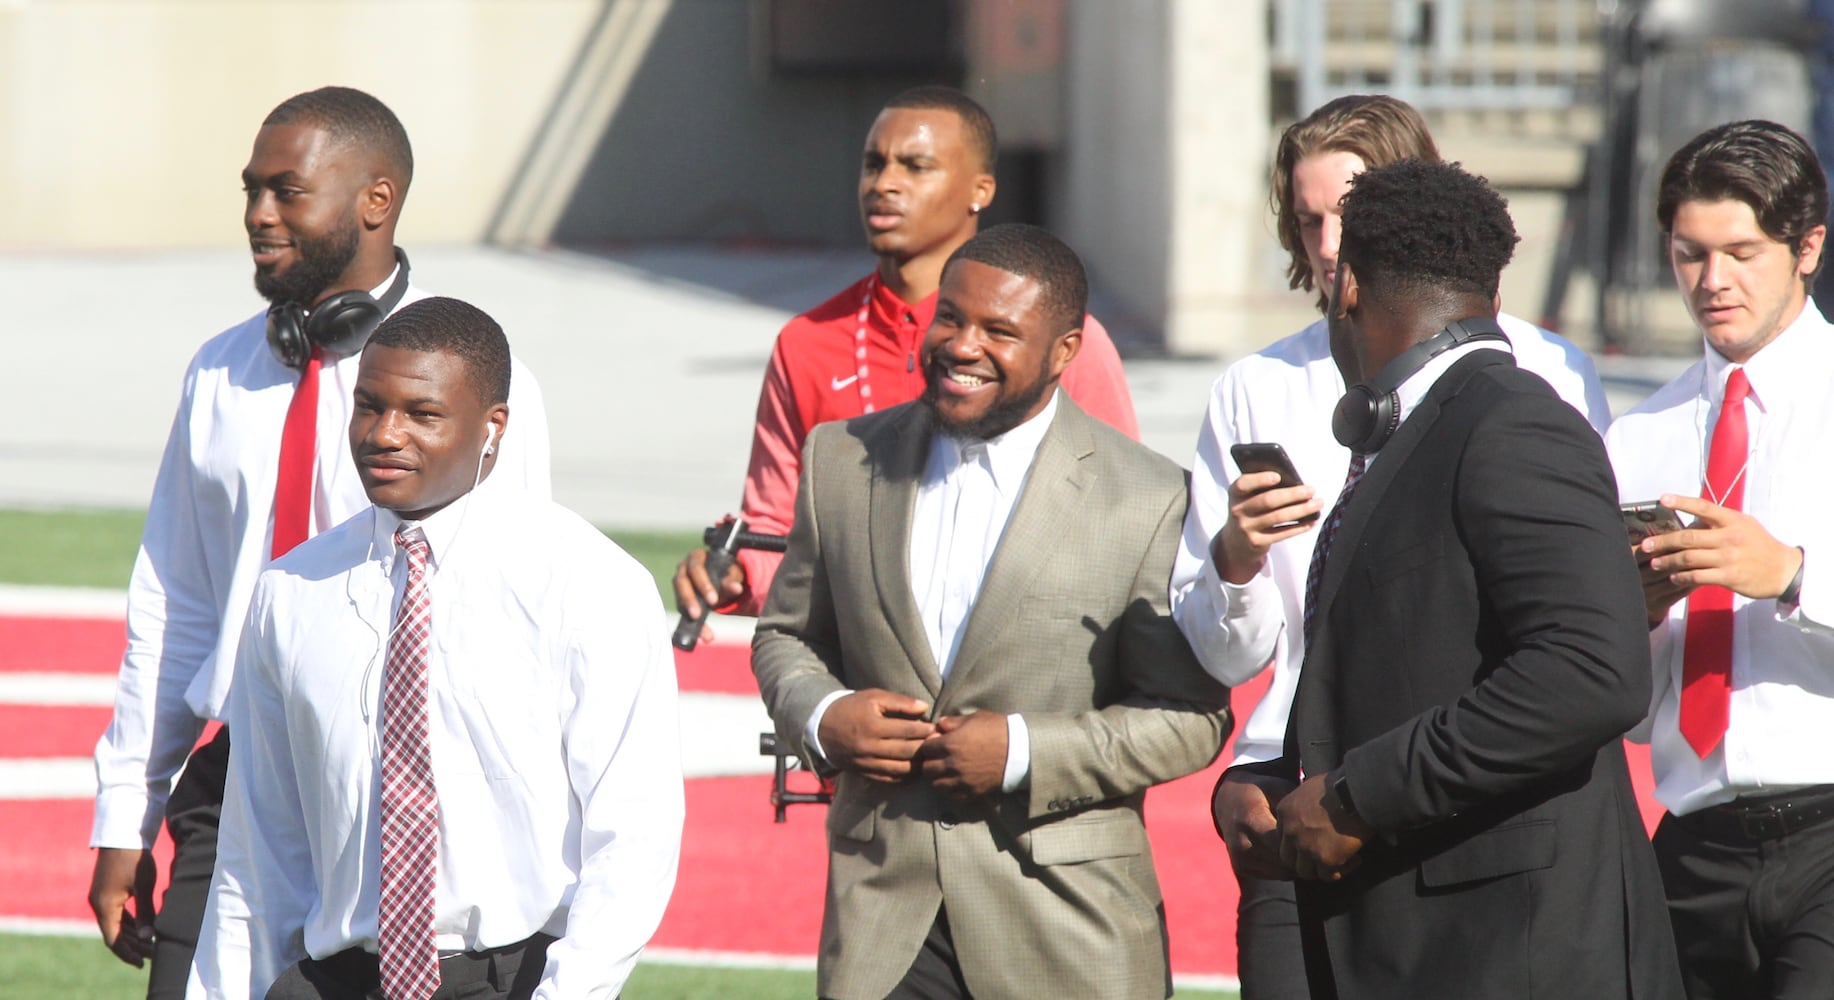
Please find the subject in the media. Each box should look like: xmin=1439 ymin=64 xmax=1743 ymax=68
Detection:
xmin=148 ymin=727 xmax=231 ymax=1000
xmin=263 ymin=934 xmax=556 ymax=1000
xmin=822 ymin=907 xmax=970 ymax=1000
xmin=1234 ymin=874 xmax=1310 ymax=1000
xmin=1654 ymin=791 xmax=1834 ymax=999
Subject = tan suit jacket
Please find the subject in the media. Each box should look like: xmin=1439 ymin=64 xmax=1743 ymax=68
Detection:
xmin=754 ymin=395 xmax=1231 ymax=1000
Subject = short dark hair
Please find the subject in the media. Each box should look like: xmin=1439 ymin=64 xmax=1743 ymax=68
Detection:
xmin=1273 ymin=94 xmax=1440 ymax=298
xmin=1656 ymin=119 xmax=1829 ymax=281
xmin=1339 ymin=159 xmax=1518 ymax=302
xmin=943 ymin=223 xmax=1088 ymax=334
xmin=368 ymin=297 xmax=511 ymax=405
xmin=884 ymin=85 xmax=998 ymax=174
xmin=265 ymin=86 xmax=414 ymax=192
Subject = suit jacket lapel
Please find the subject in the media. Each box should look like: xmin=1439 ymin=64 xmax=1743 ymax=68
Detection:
xmin=945 ymin=398 xmax=1094 ymax=692
xmin=869 ymin=405 xmax=945 ymax=698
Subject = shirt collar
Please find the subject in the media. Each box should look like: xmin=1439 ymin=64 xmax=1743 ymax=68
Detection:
xmin=1391 ymin=337 xmax=1513 ymax=430
xmin=1705 ymin=299 xmax=1830 ymax=409
xmin=941 ymin=390 xmax=1059 ymax=493
xmin=868 ymin=272 xmax=934 ymax=338
xmin=368 ymin=473 xmax=504 ymax=575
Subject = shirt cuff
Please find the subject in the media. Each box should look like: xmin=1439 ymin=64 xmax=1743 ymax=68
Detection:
xmin=803 ymin=689 xmax=853 ymax=767
xmin=91 ymin=785 xmax=162 ymax=850
xmin=1002 ymin=714 xmax=1031 ymax=793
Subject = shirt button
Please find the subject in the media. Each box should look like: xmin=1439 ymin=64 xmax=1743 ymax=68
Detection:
xmin=938 ymin=811 xmax=959 ymax=830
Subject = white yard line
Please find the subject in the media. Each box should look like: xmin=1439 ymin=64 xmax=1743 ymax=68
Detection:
xmin=0 ymin=925 xmax=1242 ymax=991
xmin=0 ymin=584 xmax=126 ymax=619
xmin=0 ymin=672 xmax=116 ymax=706
xmin=0 ymin=758 xmax=92 ymax=799
xmin=0 ymin=692 xmax=773 ymax=798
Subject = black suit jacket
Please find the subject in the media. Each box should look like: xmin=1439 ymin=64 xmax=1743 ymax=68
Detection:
xmin=1282 ymin=351 xmax=1681 ymax=1000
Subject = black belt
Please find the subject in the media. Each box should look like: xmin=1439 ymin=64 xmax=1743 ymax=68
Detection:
xmin=1677 ymin=785 xmax=1834 ymax=842
xmin=310 ymin=932 xmax=555 ymax=994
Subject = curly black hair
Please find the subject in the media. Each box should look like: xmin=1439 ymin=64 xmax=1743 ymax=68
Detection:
xmin=1339 ymin=159 xmax=1518 ymax=302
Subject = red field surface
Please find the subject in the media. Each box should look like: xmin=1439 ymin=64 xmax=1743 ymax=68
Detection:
xmin=0 ymin=609 xmax=1666 ymax=979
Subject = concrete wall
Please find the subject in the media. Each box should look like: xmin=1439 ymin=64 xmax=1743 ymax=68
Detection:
xmin=1 ymin=0 xmax=1275 ymax=355
xmin=1058 ymin=0 xmax=1269 ymax=356
xmin=551 ymin=1 xmax=937 ymax=246
xmin=0 ymin=0 xmax=602 ymax=249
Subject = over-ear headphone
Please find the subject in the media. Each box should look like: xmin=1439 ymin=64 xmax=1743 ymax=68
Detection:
xmin=1331 ymin=316 xmax=1510 ymax=453
xmin=265 ymin=248 xmax=412 ymax=370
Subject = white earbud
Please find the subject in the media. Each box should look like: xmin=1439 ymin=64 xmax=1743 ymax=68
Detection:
xmin=482 ymin=424 xmax=498 ymax=456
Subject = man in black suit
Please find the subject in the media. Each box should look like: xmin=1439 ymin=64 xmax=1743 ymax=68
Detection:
xmin=1220 ymin=158 xmax=1682 ymax=998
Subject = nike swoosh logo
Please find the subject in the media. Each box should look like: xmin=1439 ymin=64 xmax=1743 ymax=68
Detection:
xmin=831 ymin=374 xmax=860 ymax=391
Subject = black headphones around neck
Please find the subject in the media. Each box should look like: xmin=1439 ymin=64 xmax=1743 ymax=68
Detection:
xmin=265 ymin=248 xmax=412 ymax=370
xmin=1331 ymin=315 xmax=1511 ymax=454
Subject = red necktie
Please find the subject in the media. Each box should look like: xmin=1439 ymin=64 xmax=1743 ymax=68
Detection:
xmin=271 ymin=347 xmax=323 ymax=559
xmin=1679 ymin=367 xmax=1751 ymax=757
xmin=378 ymin=527 xmax=441 ymax=1000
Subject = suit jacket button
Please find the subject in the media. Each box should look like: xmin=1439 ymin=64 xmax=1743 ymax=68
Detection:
xmin=938 ymin=812 xmax=959 ymax=830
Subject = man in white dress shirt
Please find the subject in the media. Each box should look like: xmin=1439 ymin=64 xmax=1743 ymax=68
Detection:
xmin=87 ymin=86 xmax=551 ymax=1000
xmin=1608 ymin=119 xmax=1834 ymax=1000
xmin=189 ymin=297 xmax=682 ymax=1000
xmin=1167 ymin=94 xmax=1610 ymax=999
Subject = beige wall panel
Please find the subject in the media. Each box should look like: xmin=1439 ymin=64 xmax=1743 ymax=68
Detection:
xmin=0 ymin=1 xmax=599 ymax=249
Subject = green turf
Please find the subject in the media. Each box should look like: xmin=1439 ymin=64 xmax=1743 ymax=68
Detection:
xmin=0 ymin=508 xmax=147 ymax=589
xmin=0 ymin=507 xmax=698 ymax=607
xmin=0 ymin=935 xmax=1235 ymax=999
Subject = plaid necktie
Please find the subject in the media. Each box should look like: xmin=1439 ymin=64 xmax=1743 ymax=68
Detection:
xmin=378 ymin=526 xmax=441 ymax=1000
xmin=1679 ymin=367 xmax=1751 ymax=757
xmin=1302 ymin=453 xmax=1369 ymax=648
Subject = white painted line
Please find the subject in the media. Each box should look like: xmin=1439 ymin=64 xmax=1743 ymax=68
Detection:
xmin=679 ymin=692 xmax=777 ymax=779
xmin=0 ymin=916 xmax=96 ymax=938
xmin=1174 ymin=972 xmax=1244 ymax=993
xmin=0 ymin=584 xmax=127 ymax=619
xmin=642 ymin=946 xmax=815 ymax=970
xmin=0 ymin=919 xmax=1241 ymax=991
xmin=0 ymin=692 xmax=775 ymax=798
xmin=0 ymin=672 xmax=116 ymax=707
xmin=0 ymin=758 xmax=91 ymax=799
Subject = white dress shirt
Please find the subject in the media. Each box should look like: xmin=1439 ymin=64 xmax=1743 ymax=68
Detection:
xmin=188 ymin=475 xmax=683 ymax=1000
xmin=806 ymin=393 xmax=1060 ymax=792
xmin=91 ymin=269 xmax=553 ymax=850
xmin=1171 ymin=314 xmax=1609 ymax=765
xmin=1607 ymin=303 xmax=1834 ymax=815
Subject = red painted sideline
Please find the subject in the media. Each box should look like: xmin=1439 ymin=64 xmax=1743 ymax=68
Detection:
xmin=0 ymin=705 xmax=112 ymax=759
xmin=0 ymin=616 xmax=124 ymax=674
xmin=0 ymin=609 xmax=1659 ymax=981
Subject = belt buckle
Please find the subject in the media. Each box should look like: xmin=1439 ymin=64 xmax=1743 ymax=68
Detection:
xmin=1738 ymin=804 xmax=1787 ymax=840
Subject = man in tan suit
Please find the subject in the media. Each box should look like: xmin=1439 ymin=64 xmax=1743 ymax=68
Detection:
xmin=753 ymin=223 xmax=1231 ymax=1000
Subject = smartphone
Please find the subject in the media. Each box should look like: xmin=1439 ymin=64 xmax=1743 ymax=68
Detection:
xmin=1231 ymin=442 xmax=1304 ymax=489
xmin=1230 ymin=442 xmax=1318 ymax=526
xmin=1620 ymin=501 xmax=1685 ymax=541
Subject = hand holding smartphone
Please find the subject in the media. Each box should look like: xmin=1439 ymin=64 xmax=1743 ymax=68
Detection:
xmin=1230 ymin=443 xmax=1318 ymax=527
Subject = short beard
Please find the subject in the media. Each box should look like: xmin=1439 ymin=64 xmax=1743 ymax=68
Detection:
xmin=253 ymin=213 xmax=362 ymax=306
xmin=921 ymin=357 xmax=1056 ymax=441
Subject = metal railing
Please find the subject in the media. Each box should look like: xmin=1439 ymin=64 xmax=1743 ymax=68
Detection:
xmin=1272 ymin=0 xmax=1597 ymax=119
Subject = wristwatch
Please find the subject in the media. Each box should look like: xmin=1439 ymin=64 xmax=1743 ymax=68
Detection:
xmin=1780 ymin=547 xmax=1807 ymax=607
xmin=1330 ymin=770 xmax=1360 ymax=822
